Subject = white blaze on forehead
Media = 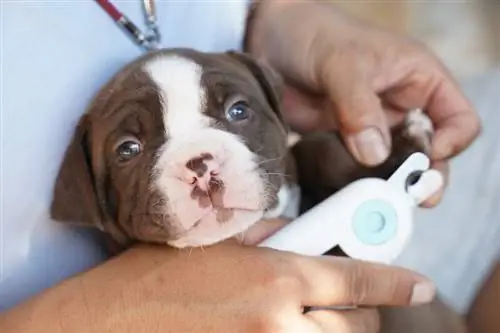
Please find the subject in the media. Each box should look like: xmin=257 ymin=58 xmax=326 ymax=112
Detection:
xmin=142 ymin=54 xmax=285 ymax=248
xmin=143 ymin=55 xmax=209 ymax=137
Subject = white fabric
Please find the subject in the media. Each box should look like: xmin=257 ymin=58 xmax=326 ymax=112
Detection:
xmin=1 ymin=1 xmax=249 ymax=310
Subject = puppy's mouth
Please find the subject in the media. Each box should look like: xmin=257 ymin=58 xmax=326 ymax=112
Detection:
xmin=164 ymin=176 xmax=271 ymax=248
xmin=166 ymin=207 xmax=265 ymax=249
xmin=153 ymin=129 xmax=278 ymax=248
xmin=190 ymin=178 xmax=262 ymax=215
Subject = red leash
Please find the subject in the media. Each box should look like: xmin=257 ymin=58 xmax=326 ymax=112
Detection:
xmin=95 ymin=0 xmax=160 ymax=51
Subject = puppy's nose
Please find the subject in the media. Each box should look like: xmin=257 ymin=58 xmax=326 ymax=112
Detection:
xmin=184 ymin=153 xmax=220 ymax=189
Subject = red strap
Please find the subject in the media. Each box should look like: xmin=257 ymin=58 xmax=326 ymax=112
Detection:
xmin=95 ymin=0 xmax=122 ymax=22
xmin=94 ymin=0 xmax=159 ymax=51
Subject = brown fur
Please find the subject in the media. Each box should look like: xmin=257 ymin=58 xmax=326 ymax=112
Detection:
xmin=293 ymin=121 xmax=429 ymax=212
xmin=51 ymin=49 xmax=292 ymax=247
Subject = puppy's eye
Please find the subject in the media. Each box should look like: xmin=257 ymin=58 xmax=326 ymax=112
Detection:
xmin=226 ymin=101 xmax=251 ymax=122
xmin=115 ymin=137 xmax=142 ymax=161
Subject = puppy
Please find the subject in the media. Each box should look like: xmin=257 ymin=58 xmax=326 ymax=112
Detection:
xmin=51 ymin=48 xmax=465 ymax=333
xmin=50 ymin=48 xmax=431 ymax=250
xmin=51 ymin=48 xmax=299 ymax=249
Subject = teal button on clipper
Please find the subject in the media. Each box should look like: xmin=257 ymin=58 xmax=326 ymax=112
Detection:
xmin=352 ymin=200 xmax=398 ymax=245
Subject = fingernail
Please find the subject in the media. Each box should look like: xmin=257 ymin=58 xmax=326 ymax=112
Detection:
xmin=347 ymin=127 xmax=389 ymax=166
xmin=410 ymin=281 xmax=436 ymax=305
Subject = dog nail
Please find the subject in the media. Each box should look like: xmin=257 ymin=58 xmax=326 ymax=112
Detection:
xmin=348 ymin=127 xmax=389 ymax=166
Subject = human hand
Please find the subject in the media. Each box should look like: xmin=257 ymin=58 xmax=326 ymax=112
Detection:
xmin=1 ymin=239 xmax=435 ymax=333
xmin=246 ymin=0 xmax=481 ymax=206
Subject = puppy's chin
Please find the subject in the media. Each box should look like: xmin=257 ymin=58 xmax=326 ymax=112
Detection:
xmin=167 ymin=209 xmax=265 ymax=248
xmin=160 ymin=172 xmax=271 ymax=248
xmin=154 ymin=128 xmax=278 ymax=248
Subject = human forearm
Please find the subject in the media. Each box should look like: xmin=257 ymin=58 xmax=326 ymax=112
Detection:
xmin=0 ymin=242 xmax=435 ymax=333
xmin=0 ymin=247 xmax=179 ymax=333
xmin=0 ymin=275 xmax=109 ymax=333
xmin=467 ymin=262 xmax=500 ymax=333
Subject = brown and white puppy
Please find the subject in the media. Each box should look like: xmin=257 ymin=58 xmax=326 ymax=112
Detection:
xmin=51 ymin=48 xmax=299 ymax=249
xmin=50 ymin=48 xmax=431 ymax=250
xmin=50 ymin=49 xmax=467 ymax=333
xmin=292 ymin=109 xmax=433 ymax=212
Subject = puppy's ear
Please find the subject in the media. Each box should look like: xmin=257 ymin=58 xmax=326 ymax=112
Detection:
xmin=226 ymin=51 xmax=284 ymax=120
xmin=50 ymin=115 xmax=104 ymax=230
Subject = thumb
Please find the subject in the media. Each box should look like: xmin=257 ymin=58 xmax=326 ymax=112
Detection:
xmin=322 ymin=65 xmax=391 ymax=166
xmin=282 ymin=85 xmax=338 ymax=133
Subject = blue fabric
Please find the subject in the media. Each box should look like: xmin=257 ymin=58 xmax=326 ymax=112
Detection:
xmin=1 ymin=0 xmax=248 ymax=310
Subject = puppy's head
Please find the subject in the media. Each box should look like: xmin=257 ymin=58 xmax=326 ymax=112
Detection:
xmin=50 ymin=49 xmax=289 ymax=248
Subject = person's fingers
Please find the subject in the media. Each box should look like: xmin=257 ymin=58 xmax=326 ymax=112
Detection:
xmin=239 ymin=218 xmax=290 ymax=246
xmin=306 ymin=308 xmax=380 ymax=333
xmin=321 ymin=61 xmax=391 ymax=167
xmin=292 ymin=255 xmax=435 ymax=307
xmin=282 ymin=85 xmax=406 ymax=133
xmin=282 ymin=85 xmax=337 ymax=133
xmin=430 ymin=108 xmax=481 ymax=161
xmin=425 ymin=67 xmax=481 ymax=160
xmin=382 ymin=62 xmax=480 ymax=161
xmin=278 ymin=316 xmax=322 ymax=333
xmin=420 ymin=159 xmax=449 ymax=208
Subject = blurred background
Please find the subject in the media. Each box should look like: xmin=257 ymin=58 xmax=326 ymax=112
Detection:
xmin=334 ymin=0 xmax=500 ymax=80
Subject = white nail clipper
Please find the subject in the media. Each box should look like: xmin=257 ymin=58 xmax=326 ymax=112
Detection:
xmin=259 ymin=152 xmax=444 ymax=264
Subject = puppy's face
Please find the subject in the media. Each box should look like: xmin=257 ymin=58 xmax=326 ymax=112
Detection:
xmin=51 ymin=49 xmax=289 ymax=248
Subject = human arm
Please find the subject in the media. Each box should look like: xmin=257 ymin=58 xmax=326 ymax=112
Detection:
xmin=0 ymin=241 xmax=435 ymax=333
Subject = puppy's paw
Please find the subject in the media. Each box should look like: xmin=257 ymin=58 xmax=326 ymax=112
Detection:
xmin=292 ymin=110 xmax=436 ymax=207
xmin=368 ymin=109 xmax=435 ymax=182
xmin=400 ymin=109 xmax=433 ymax=155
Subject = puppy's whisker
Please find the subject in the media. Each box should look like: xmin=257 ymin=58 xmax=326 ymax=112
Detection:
xmin=256 ymin=157 xmax=281 ymax=166
xmin=263 ymin=180 xmax=280 ymax=192
xmin=256 ymin=150 xmax=288 ymax=166
xmin=238 ymin=231 xmax=246 ymax=243
xmin=254 ymin=146 xmax=266 ymax=155
xmin=265 ymin=172 xmax=288 ymax=177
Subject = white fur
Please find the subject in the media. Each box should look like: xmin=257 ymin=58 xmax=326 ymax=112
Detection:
xmin=264 ymin=184 xmax=300 ymax=220
xmin=143 ymin=54 xmax=276 ymax=248
xmin=281 ymin=183 xmax=301 ymax=220
xmin=406 ymin=109 xmax=434 ymax=152
xmin=263 ymin=185 xmax=291 ymax=219
xmin=406 ymin=109 xmax=433 ymax=135
xmin=287 ymin=132 xmax=301 ymax=147
xmin=144 ymin=56 xmax=209 ymax=138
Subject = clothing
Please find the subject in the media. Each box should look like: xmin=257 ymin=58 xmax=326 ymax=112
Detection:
xmin=2 ymin=0 xmax=499 ymax=316
xmin=1 ymin=0 xmax=249 ymax=310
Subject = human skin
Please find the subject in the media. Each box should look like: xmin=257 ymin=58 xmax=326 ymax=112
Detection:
xmin=0 ymin=235 xmax=435 ymax=333
xmin=244 ymin=0 xmax=481 ymax=207
xmin=467 ymin=262 xmax=500 ymax=332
